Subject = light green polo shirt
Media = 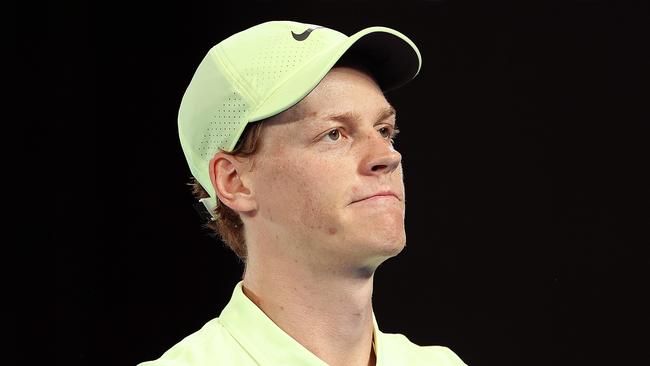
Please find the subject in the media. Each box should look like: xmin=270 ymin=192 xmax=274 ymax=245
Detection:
xmin=138 ymin=281 xmax=467 ymax=366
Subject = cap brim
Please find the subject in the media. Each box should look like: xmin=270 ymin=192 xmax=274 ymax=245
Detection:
xmin=248 ymin=26 xmax=422 ymax=123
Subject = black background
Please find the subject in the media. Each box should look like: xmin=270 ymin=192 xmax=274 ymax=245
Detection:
xmin=23 ymin=0 xmax=649 ymax=365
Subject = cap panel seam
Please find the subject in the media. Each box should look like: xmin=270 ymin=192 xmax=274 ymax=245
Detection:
xmin=208 ymin=45 xmax=258 ymax=152
xmin=209 ymin=45 xmax=259 ymax=107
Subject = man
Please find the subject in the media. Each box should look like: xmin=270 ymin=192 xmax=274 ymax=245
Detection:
xmin=139 ymin=20 xmax=467 ymax=366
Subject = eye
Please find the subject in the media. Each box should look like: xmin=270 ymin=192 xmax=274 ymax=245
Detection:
xmin=320 ymin=126 xmax=400 ymax=143
xmin=379 ymin=126 xmax=400 ymax=142
xmin=322 ymin=128 xmax=342 ymax=142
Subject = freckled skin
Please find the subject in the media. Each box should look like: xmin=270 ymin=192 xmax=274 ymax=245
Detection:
xmin=242 ymin=66 xmax=406 ymax=275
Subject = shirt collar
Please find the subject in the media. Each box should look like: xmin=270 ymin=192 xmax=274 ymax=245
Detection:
xmin=218 ymin=280 xmax=384 ymax=365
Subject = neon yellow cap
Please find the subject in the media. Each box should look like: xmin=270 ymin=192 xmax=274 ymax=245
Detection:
xmin=178 ymin=20 xmax=422 ymax=217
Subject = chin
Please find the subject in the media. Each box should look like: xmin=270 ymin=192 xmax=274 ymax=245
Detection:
xmin=357 ymin=238 xmax=406 ymax=272
xmin=385 ymin=235 xmax=407 ymax=256
xmin=364 ymin=227 xmax=406 ymax=256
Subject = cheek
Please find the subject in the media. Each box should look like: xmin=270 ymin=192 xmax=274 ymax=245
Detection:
xmin=391 ymin=162 xmax=404 ymax=189
xmin=256 ymin=154 xmax=342 ymax=224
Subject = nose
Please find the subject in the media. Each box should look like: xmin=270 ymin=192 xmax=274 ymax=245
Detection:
xmin=359 ymin=130 xmax=402 ymax=176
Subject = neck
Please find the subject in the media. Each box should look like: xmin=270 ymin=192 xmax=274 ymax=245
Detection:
xmin=242 ymin=254 xmax=377 ymax=366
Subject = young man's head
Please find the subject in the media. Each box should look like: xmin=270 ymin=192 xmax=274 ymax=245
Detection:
xmin=209 ymin=65 xmax=405 ymax=277
xmin=179 ymin=21 xmax=422 ymax=274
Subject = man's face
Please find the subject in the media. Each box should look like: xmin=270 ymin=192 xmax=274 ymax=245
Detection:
xmin=245 ymin=66 xmax=406 ymax=273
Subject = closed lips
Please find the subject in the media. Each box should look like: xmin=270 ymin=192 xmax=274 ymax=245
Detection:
xmin=351 ymin=191 xmax=399 ymax=204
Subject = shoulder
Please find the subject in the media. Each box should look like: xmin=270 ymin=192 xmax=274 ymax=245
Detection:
xmin=136 ymin=317 xmax=249 ymax=366
xmin=381 ymin=332 xmax=467 ymax=366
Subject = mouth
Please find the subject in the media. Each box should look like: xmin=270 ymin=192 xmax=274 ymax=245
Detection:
xmin=350 ymin=192 xmax=400 ymax=204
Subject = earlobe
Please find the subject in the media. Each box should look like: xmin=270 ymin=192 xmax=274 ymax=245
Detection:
xmin=209 ymin=152 xmax=257 ymax=212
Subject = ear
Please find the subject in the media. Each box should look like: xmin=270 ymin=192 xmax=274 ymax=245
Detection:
xmin=209 ymin=152 xmax=257 ymax=213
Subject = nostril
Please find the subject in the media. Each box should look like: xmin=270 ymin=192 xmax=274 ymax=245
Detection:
xmin=372 ymin=165 xmax=387 ymax=171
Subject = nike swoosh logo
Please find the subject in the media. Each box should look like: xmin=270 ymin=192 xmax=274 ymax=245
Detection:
xmin=291 ymin=26 xmax=323 ymax=41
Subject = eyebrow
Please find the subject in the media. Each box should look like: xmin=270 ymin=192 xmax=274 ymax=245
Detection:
xmin=320 ymin=105 xmax=397 ymax=125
